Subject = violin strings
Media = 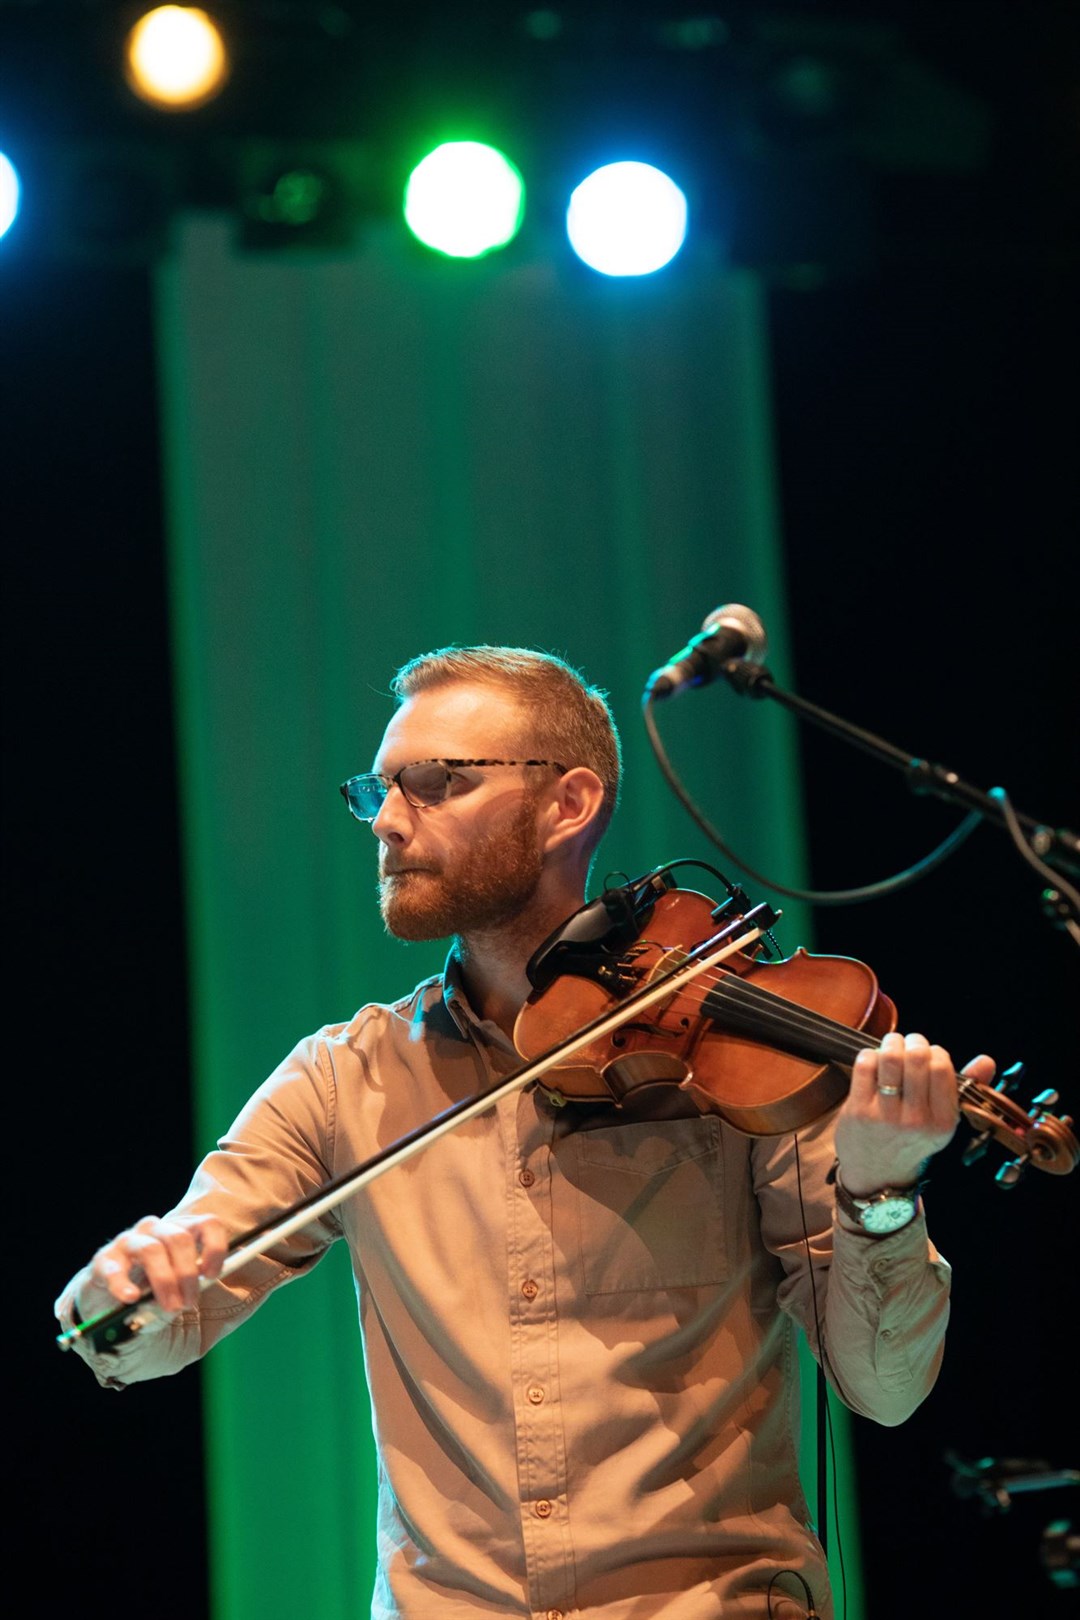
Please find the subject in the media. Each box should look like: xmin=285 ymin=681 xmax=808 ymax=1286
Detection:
xmin=701 ymin=976 xmax=872 ymax=1060
xmin=704 ymin=976 xmax=871 ymax=1060
xmin=640 ymin=957 xmax=873 ymax=1065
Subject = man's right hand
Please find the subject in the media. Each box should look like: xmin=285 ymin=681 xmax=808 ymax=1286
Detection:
xmin=78 ymin=1213 xmax=229 ymax=1319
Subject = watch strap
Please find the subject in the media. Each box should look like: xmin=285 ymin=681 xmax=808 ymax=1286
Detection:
xmin=827 ymin=1161 xmax=923 ymax=1229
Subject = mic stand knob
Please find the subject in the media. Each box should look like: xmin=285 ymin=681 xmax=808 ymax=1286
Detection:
xmin=1041 ymin=1520 xmax=1080 ymax=1590
xmin=1042 ymin=886 xmax=1079 ymax=930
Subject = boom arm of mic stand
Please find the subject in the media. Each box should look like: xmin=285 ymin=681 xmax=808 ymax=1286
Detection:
xmin=720 ymin=660 xmax=1080 ymax=889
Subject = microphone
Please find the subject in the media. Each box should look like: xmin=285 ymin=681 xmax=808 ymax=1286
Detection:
xmin=645 ymin=604 xmax=768 ymax=701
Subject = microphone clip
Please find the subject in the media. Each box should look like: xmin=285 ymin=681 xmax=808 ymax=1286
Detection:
xmin=718 ymin=658 xmax=773 ymax=698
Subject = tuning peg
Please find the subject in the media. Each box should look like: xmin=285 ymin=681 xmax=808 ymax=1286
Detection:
xmin=996 ymin=1062 xmax=1025 ymax=1095
xmin=962 ymin=1131 xmax=991 ymax=1166
xmin=995 ymin=1153 xmax=1029 ymax=1189
xmin=1030 ymin=1088 xmax=1060 ymax=1110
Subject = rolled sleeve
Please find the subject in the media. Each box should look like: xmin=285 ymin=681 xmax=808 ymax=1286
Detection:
xmin=752 ymin=1108 xmax=953 ymax=1426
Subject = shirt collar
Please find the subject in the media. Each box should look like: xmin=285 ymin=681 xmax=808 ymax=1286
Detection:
xmin=441 ymin=944 xmax=482 ymax=1038
xmin=441 ymin=945 xmax=521 ymax=1063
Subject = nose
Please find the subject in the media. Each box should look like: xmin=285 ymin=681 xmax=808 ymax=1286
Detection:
xmin=371 ymin=782 xmax=413 ymax=846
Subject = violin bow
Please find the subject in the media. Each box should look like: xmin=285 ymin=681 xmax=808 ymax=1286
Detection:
xmin=57 ymin=903 xmax=777 ymax=1351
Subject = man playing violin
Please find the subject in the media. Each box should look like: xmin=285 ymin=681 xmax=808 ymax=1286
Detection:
xmin=56 ymin=645 xmax=996 ymax=1620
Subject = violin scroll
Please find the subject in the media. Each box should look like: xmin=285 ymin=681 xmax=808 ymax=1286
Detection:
xmin=958 ymin=1062 xmax=1078 ymax=1186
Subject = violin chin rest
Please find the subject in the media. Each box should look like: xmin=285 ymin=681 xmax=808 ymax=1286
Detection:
xmin=533 ymin=1053 xmax=692 ymax=1107
xmin=601 ymin=1051 xmax=691 ymax=1101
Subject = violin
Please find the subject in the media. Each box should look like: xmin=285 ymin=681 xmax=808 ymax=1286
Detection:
xmin=514 ymin=866 xmax=1079 ymax=1182
xmin=58 ymin=861 xmax=1077 ymax=1354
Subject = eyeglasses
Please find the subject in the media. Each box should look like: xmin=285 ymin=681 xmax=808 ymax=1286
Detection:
xmin=339 ymin=758 xmax=567 ymax=823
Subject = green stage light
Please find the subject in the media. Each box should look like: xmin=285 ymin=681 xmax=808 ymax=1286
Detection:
xmin=403 ymin=142 xmax=524 ymax=259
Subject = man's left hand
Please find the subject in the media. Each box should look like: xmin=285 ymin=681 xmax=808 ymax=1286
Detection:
xmin=833 ymin=1031 xmax=996 ymax=1195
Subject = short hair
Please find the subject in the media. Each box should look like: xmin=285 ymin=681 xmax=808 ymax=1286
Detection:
xmin=390 ymin=645 xmax=622 ymax=850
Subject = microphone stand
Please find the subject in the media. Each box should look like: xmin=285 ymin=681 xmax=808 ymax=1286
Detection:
xmin=718 ymin=659 xmax=1080 ymax=939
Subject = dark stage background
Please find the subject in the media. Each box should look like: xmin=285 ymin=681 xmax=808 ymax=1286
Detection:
xmin=4 ymin=4 xmax=1077 ymax=1618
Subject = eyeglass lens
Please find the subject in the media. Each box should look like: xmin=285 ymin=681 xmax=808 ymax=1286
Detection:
xmin=343 ymin=762 xmax=455 ymax=821
xmin=342 ymin=779 xmax=384 ymax=820
xmin=397 ymin=762 xmax=454 ymax=805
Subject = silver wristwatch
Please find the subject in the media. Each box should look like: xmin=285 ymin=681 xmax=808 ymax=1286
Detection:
xmin=830 ymin=1165 xmax=921 ymax=1234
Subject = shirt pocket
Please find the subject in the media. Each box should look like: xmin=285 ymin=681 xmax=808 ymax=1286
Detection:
xmin=570 ymin=1115 xmax=728 ymax=1293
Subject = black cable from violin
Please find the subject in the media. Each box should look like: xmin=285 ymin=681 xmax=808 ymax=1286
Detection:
xmin=767 ymin=1568 xmax=820 ymax=1618
xmin=603 ymin=855 xmax=744 ymax=901
xmin=793 ymin=1134 xmax=846 ymax=1620
xmin=600 ymin=858 xmax=785 ymax=963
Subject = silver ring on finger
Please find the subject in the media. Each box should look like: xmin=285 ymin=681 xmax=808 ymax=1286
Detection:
xmin=877 ymin=1083 xmax=902 ymax=1097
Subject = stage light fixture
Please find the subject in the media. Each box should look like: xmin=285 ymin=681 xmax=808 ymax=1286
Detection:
xmin=124 ymin=6 xmax=230 ymax=112
xmin=404 ymin=142 xmax=524 ymax=259
xmin=566 ymin=161 xmax=688 ymax=277
xmin=232 ymin=142 xmax=374 ymax=252
xmin=238 ymin=165 xmax=345 ymax=250
xmin=0 ymin=153 xmax=21 ymax=240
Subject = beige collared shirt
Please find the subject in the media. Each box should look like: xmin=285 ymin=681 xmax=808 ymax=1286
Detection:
xmin=56 ymin=958 xmax=951 ymax=1619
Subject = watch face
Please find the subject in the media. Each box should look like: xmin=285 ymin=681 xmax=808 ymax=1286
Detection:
xmin=862 ymin=1196 xmax=917 ymax=1233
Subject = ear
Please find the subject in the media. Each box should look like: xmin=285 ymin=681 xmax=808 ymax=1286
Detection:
xmin=540 ymin=767 xmax=606 ymax=855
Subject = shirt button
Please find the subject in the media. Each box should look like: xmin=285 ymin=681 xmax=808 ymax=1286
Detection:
xmin=521 ymin=1279 xmax=539 ymax=1300
xmin=535 ymin=1499 xmax=553 ymax=1518
xmin=518 ymin=1168 xmax=536 ymax=1188
xmin=527 ymin=1384 xmax=545 ymax=1405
